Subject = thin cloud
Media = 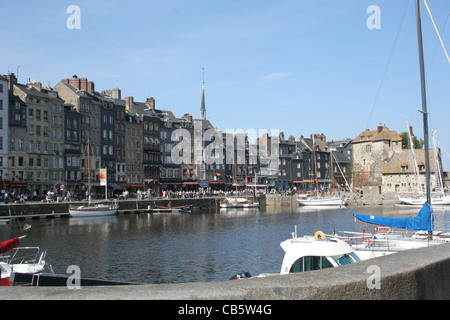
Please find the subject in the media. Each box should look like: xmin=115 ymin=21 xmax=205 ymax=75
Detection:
xmin=256 ymin=72 xmax=295 ymax=86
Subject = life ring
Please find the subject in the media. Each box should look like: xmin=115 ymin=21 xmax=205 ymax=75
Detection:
xmin=315 ymin=231 xmax=326 ymax=240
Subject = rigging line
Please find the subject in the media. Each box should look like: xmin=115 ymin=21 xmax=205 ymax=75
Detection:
xmin=410 ymin=14 xmax=450 ymax=132
xmin=366 ymin=0 xmax=412 ymax=128
xmin=423 ymin=0 xmax=450 ymax=66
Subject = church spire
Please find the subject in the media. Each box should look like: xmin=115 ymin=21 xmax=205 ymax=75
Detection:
xmin=200 ymin=68 xmax=206 ymax=120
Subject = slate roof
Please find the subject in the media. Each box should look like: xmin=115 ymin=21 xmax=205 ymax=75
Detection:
xmin=382 ymin=149 xmax=437 ymax=174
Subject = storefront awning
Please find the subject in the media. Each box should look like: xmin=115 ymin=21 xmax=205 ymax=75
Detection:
xmin=198 ymin=182 xmax=209 ymax=188
xmin=108 ymin=182 xmax=126 ymax=190
xmin=119 ymin=183 xmax=146 ymax=188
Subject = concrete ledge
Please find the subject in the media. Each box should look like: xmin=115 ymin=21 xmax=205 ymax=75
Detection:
xmin=1 ymin=243 xmax=449 ymax=300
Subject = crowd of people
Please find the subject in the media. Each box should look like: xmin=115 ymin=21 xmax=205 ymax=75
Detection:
xmin=2 ymin=185 xmax=353 ymax=204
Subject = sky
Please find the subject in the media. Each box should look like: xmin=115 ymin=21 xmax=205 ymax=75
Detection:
xmin=1 ymin=0 xmax=450 ymax=169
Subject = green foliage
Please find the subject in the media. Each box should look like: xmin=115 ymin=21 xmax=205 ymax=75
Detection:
xmin=400 ymin=132 xmax=424 ymax=149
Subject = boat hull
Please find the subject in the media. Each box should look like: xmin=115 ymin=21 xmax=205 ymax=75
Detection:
xmin=296 ymin=197 xmax=345 ymax=206
xmin=219 ymin=203 xmax=259 ymax=208
xmin=69 ymin=207 xmax=117 ymax=217
xmin=151 ymin=206 xmax=192 ymax=213
xmin=398 ymin=195 xmax=450 ymax=205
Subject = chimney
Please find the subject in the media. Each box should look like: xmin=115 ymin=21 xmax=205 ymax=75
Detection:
xmin=377 ymin=123 xmax=383 ymax=134
xmin=87 ymin=81 xmax=95 ymax=94
xmin=62 ymin=75 xmax=94 ymax=93
xmin=27 ymin=81 xmax=42 ymax=91
xmin=279 ymin=132 xmax=285 ymax=141
xmin=288 ymin=135 xmax=295 ymax=142
xmin=124 ymin=96 xmax=134 ymax=112
xmin=182 ymin=113 xmax=192 ymax=122
xmin=147 ymin=97 xmax=155 ymax=110
xmin=5 ymin=73 xmax=18 ymax=91
xmin=408 ymin=125 xmax=414 ymax=137
xmin=111 ymin=88 xmax=121 ymax=99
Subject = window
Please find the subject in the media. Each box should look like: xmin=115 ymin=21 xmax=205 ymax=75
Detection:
xmin=330 ymin=253 xmax=360 ymax=265
xmin=289 ymin=256 xmax=334 ymax=273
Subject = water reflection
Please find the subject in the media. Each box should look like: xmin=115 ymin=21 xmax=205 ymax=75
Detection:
xmin=0 ymin=205 xmax=448 ymax=284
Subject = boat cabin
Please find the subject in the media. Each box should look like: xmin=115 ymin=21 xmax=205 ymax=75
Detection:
xmin=279 ymin=234 xmax=360 ymax=274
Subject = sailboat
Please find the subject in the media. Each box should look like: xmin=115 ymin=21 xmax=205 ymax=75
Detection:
xmin=296 ymin=138 xmax=346 ymax=206
xmin=351 ymin=0 xmax=448 ymax=255
xmin=220 ymin=153 xmax=259 ymax=208
xmin=69 ymin=139 xmax=118 ymax=217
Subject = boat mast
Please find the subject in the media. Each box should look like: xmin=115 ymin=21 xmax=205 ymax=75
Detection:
xmin=234 ymin=151 xmax=238 ymax=200
xmin=415 ymin=0 xmax=432 ymax=239
xmin=330 ymin=148 xmax=335 ymax=195
xmin=312 ymin=136 xmax=319 ymax=197
xmin=87 ymin=138 xmax=91 ymax=204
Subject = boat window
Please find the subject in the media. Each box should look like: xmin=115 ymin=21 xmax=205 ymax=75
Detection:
xmin=330 ymin=253 xmax=360 ymax=266
xmin=289 ymin=256 xmax=334 ymax=273
xmin=350 ymin=252 xmax=361 ymax=262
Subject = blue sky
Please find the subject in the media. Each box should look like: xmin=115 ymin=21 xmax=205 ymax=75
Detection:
xmin=1 ymin=0 xmax=450 ymax=169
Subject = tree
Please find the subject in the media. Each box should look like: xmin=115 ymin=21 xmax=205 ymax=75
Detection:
xmin=400 ymin=132 xmax=423 ymax=149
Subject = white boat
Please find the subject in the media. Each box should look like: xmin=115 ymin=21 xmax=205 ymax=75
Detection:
xmin=69 ymin=200 xmax=119 ymax=217
xmin=254 ymin=228 xmax=360 ymax=278
xmin=219 ymin=197 xmax=259 ymax=208
xmin=340 ymin=226 xmax=449 ymax=260
xmin=296 ymin=196 xmax=346 ymax=206
xmin=278 ymin=230 xmax=361 ymax=274
xmin=398 ymin=193 xmax=450 ymax=206
xmin=0 ymin=236 xmax=49 ymax=286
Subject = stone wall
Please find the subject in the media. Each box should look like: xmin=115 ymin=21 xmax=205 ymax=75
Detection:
xmin=2 ymin=242 xmax=449 ymax=300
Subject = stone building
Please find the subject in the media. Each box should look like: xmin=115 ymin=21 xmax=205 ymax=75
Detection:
xmin=54 ymin=76 xmax=102 ymax=195
xmin=382 ymin=148 xmax=443 ymax=194
xmin=12 ymin=79 xmax=65 ymax=196
xmin=352 ymin=124 xmax=403 ymax=195
xmin=124 ymin=96 xmax=162 ymax=194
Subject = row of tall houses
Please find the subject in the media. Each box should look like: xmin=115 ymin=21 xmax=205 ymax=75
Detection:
xmin=0 ymin=72 xmax=445 ymax=199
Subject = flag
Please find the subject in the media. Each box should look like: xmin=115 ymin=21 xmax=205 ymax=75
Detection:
xmin=100 ymin=168 xmax=107 ymax=186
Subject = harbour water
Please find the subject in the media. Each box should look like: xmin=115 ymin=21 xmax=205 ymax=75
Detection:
xmin=1 ymin=204 xmax=449 ymax=285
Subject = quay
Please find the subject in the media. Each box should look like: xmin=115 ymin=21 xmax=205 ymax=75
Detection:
xmin=1 ymin=241 xmax=449 ymax=300
xmin=0 ymin=193 xmax=402 ymax=219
